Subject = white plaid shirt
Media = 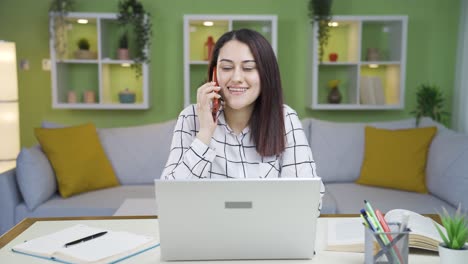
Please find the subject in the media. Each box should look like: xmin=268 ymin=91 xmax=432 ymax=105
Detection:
xmin=161 ymin=104 xmax=325 ymax=210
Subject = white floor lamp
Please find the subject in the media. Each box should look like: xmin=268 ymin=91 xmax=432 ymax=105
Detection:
xmin=0 ymin=41 xmax=20 ymax=173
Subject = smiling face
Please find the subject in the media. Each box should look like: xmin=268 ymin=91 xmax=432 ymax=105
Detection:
xmin=216 ymin=40 xmax=261 ymax=113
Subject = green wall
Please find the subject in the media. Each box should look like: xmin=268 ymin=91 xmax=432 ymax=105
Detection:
xmin=0 ymin=0 xmax=460 ymax=147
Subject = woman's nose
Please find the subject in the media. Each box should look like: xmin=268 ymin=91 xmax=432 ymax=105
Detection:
xmin=231 ymin=67 xmax=243 ymax=82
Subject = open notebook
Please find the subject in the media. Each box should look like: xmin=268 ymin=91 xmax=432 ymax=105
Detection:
xmin=11 ymin=224 xmax=159 ymax=263
xmin=326 ymin=209 xmax=444 ymax=252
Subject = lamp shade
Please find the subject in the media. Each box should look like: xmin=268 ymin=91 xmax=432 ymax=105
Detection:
xmin=0 ymin=41 xmax=19 ymax=172
xmin=0 ymin=42 xmax=18 ymax=101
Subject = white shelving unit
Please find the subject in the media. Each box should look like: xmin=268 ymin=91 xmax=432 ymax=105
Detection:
xmin=310 ymin=15 xmax=408 ymax=110
xmin=183 ymin=14 xmax=277 ymax=107
xmin=49 ymin=12 xmax=149 ymax=109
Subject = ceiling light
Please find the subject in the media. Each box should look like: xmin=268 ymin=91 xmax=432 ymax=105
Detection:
xmin=369 ymin=64 xmax=379 ymax=68
xmin=77 ymin=19 xmax=88 ymax=24
xmin=328 ymin=21 xmax=339 ymax=27
xmin=203 ymin=21 xmax=214 ymax=27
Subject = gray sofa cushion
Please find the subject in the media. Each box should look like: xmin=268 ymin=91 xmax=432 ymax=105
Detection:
xmin=325 ymin=183 xmax=455 ymax=214
xmin=426 ymin=129 xmax=468 ymax=210
xmin=98 ymin=120 xmax=176 ymax=184
xmin=14 ymin=185 xmax=155 ymax=223
xmin=305 ymin=117 xmax=445 ymax=183
xmin=307 ymin=118 xmax=364 ymax=183
xmin=16 ymin=146 xmax=57 ymax=210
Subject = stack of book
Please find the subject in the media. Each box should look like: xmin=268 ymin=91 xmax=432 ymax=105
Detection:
xmin=360 ymin=76 xmax=386 ymax=105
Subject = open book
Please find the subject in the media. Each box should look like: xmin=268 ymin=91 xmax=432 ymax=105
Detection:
xmin=12 ymin=224 xmax=159 ymax=263
xmin=326 ymin=209 xmax=444 ymax=252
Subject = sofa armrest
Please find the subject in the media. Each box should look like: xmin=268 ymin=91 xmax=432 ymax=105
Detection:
xmin=0 ymin=168 xmax=22 ymax=234
xmin=426 ymin=130 xmax=468 ymax=211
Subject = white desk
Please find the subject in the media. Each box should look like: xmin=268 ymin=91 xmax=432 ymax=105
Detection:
xmin=113 ymin=198 xmax=158 ymax=216
xmin=0 ymin=218 xmax=438 ymax=263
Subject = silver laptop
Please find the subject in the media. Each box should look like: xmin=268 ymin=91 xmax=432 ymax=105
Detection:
xmin=154 ymin=178 xmax=322 ymax=261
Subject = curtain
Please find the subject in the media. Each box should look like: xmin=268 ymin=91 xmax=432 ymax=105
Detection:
xmin=453 ymin=0 xmax=468 ymax=133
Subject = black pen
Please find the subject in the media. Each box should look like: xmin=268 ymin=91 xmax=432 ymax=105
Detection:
xmin=64 ymin=231 xmax=108 ymax=247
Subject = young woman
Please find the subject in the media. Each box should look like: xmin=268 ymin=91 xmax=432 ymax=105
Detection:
xmin=161 ymin=29 xmax=324 ymax=207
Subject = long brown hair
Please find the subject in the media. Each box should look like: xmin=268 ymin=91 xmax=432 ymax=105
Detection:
xmin=208 ymin=29 xmax=285 ymax=157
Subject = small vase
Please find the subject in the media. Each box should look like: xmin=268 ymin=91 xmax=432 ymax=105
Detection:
xmin=67 ymin=91 xmax=77 ymax=103
xmin=366 ymin=48 xmax=380 ymax=61
xmin=118 ymin=49 xmax=129 ymax=60
xmin=83 ymin=90 xmax=96 ymax=103
xmin=328 ymin=86 xmax=342 ymax=104
xmin=328 ymin=52 xmax=338 ymax=62
xmin=438 ymin=244 xmax=468 ymax=264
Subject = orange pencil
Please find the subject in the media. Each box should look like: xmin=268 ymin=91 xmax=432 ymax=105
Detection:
xmin=376 ymin=209 xmax=404 ymax=264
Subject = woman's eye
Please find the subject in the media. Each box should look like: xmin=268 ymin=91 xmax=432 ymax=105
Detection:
xmin=243 ymin=67 xmax=255 ymax=71
xmin=221 ymin=67 xmax=232 ymax=71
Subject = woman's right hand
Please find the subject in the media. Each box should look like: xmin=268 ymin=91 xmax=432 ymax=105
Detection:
xmin=196 ymin=81 xmax=221 ymax=145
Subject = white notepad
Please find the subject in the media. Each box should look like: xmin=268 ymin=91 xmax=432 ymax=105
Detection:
xmin=12 ymin=224 xmax=159 ymax=263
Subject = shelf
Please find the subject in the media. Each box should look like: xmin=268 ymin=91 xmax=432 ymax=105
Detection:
xmin=183 ymin=14 xmax=277 ymax=106
xmin=320 ymin=62 xmax=359 ymax=66
xmin=101 ymin=58 xmax=135 ymax=64
xmin=360 ymin=61 xmax=401 ymax=65
xmin=53 ymin=103 xmax=149 ymax=110
xmin=311 ymin=15 xmax=407 ymax=110
xmin=49 ymin=12 xmax=149 ymax=109
xmin=58 ymin=59 xmax=99 ymax=64
xmin=190 ymin=60 xmax=209 ymax=65
xmin=311 ymin=104 xmax=402 ymax=110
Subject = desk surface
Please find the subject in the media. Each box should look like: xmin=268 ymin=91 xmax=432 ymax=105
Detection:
xmin=113 ymin=198 xmax=158 ymax=216
xmin=0 ymin=215 xmax=440 ymax=263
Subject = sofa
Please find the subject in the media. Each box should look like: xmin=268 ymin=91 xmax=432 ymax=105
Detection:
xmin=1 ymin=117 xmax=467 ymax=235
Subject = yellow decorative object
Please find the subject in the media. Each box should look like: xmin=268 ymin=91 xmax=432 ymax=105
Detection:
xmin=34 ymin=123 xmax=119 ymax=198
xmin=328 ymin=79 xmax=340 ymax=89
xmin=356 ymin=126 xmax=437 ymax=193
xmin=327 ymin=79 xmax=342 ymax=103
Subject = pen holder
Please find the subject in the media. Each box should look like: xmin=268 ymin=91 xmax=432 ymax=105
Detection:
xmin=364 ymin=223 xmax=410 ymax=264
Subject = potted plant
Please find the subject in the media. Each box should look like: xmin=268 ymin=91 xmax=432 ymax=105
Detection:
xmin=77 ymin=38 xmax=90 ymax=51
xmin=49 ymin=0 xmax=75 ymax=59
xmin=308 ymin=0 xmax=333 ymax=63
xmin=117 ymin=0 xmax=152 ymax=77
xmin=74 ymin=38 xmax=96 ymax=59
xmin=435 ymin=205 xmax=468 ymax=263
xmin=411 ymin=84 xmax=450 ymax=126
xmin=118 ymin=31 xmax=130 ymax=60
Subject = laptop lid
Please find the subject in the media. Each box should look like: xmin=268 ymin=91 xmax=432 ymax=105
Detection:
xmin=154 ymin=178 xmax=321 ymax=261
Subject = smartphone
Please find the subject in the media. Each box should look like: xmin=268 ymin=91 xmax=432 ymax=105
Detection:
xmin=212 ymin=67 xmax=220 ymax=121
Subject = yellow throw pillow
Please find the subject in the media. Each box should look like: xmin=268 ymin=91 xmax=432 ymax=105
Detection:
xmin=35 ymin=123 xmax=119 ymax=198
xmin=356 ymin=126 xmax=437 ymax=193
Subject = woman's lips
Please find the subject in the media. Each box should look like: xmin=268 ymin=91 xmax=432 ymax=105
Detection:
xmin=228 ymin=86 xmax=248 ymax=95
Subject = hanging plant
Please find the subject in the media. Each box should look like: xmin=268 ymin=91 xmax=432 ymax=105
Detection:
xmin=411 ymin=84 xmax=450 ymax=126
xmin=308 ymin=0 xmax=333 ymax=63
xmin=49 ymin=0 xmax=75 ymax=60
xmin=117 ymin=0 xmax=152 ymax=77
